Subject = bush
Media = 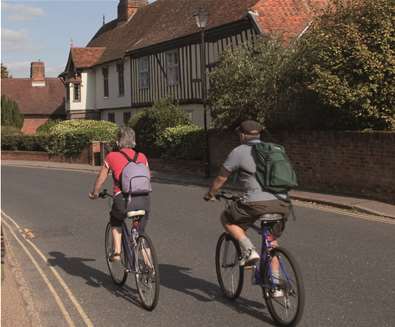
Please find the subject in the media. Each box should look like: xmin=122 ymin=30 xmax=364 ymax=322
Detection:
xmin=1 ymin=134 xmax=50 ymax=151
xmin=1 ymin=95 xmax=24 ymax=129
xmin=275 ymin=0 xmax=395 ymax=130
xmin=1 ymin=126 xmax=22 ymax=136
xmin=46 ymin=119 xmax=118 ymax=157
xmin=157 ymin=125 xmax=206 ymax=160
xmin=128 ymin=98 xmax=191 ymax=156
xmin=36 ymin=119 xmax=63 ymax=135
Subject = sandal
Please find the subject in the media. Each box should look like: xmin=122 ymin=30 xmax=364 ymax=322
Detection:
xmin=109 ymin=253 xmax=121 ymax=262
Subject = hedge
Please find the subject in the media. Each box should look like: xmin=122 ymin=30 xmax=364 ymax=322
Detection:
xmin=128 ymin=98 xmax=191 ymax=156
xmin=1 ymin=134 xmax=50 ymax=152
xmin=157 ymin=124 xmax=206 ymax=160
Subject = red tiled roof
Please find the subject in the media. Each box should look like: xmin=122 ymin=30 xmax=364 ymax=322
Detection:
xmin=1 ymin=78 xmax=65 ymax=116
xmin=87 ymin=0 xmax=327 ymax=65
xmin=252 ymin=0 xmax=328 ymax=41
xmin=70 ymin=47 xmax=106 ymax=68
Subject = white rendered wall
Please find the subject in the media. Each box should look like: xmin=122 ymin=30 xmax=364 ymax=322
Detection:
xmin=95 ymin=57 xmax=131 ymax=110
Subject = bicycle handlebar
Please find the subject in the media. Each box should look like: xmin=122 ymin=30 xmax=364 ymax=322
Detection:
xmin=214 ymin=191 xmax=240 ymax=201
xmin=99 ymin=189 xmax=113 ymax=199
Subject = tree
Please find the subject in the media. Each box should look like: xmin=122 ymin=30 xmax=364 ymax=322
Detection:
xmin=208 ymin=38 xmax=292 ymax=129
xmin=1 ymin=95 xmax=24 ymax=129
xmin=1 ymin=63 xmax=11 ymax=79
xmin=279 ymin=0 xmax=395 ymax=130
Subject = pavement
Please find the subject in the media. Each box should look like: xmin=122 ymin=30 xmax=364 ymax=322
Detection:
xmin=2 ymin=159 xmax=394 ymax=219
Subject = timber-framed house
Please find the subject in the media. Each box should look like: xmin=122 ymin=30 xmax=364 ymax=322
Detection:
xmin=62 ymin=0 xmax=327 ymax=126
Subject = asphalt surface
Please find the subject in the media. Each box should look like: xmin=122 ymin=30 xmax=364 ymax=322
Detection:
xmin=2 ymin=165 xmax=395 ymax=327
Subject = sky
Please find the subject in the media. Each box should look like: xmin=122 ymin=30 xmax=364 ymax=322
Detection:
xmin=1 ymin=0 xmax=121 ymax=78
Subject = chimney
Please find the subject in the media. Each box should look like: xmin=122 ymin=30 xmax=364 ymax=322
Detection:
xmin=117 ymin=0 xmax=147 ymax=22
xmin=31 ymin=61 xmax=46 ymax=87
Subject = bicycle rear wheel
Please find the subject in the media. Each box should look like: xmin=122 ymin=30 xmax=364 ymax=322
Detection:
xmin=105 ymin=223 xmax=128 ymax=286
xmin=262 ymin=247 xmax=305 ymax=326
xmin=215 ymin=233 xmax=244 ymax=300
xmin=134 ymin=233 xmax=160 ymax=311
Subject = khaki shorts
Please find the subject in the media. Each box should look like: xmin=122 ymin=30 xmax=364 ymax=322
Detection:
xmin=222 ymin=199 xmax=290 ymax=230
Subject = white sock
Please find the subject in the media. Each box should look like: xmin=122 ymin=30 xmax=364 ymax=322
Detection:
xmin=239 ymin=236 xmax=254 ymax=253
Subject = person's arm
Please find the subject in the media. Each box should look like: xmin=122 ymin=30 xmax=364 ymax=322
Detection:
xmin=89 ymin=165 xmax=110 ymax=199
xmin=204 ymin=166 xmax=231 ymax=200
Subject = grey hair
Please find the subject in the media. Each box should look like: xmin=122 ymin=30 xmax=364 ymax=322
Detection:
xmin=117 ymin=127 xmax=136 ymax=148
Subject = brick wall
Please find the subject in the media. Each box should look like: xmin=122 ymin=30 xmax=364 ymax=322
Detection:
xmin=209 ymin=131 xmax=395 ymax=204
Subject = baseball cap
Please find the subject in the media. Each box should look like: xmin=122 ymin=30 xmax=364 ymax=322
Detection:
xmin=237 ymin=120 xmax=263 ymax=135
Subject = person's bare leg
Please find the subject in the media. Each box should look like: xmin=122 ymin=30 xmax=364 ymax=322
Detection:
xmin=112 ymin=227 xmax=122 ymax=258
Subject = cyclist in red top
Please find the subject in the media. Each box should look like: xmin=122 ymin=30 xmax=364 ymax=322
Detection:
xmin=89 ymin=127 xmax=150 ymax=261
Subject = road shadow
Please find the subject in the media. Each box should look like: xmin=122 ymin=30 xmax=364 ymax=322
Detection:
xmin=159 ymin=263 xmax=275 ymax=325
xmin=47 ymin=251 xmax=143 ymax=309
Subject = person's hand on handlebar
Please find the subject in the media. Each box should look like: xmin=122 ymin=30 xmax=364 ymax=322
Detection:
xmin=89 ymin=191 xmax=99 ymax=200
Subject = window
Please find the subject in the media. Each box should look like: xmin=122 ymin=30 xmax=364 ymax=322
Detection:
xmin=166 ymin=50 xmax=179 ymax=86
xmin=108 ymin=113 xmax=115 ymax=122
xmin=66 ymin=85 xmax=70 ymax=101
xmin=117 ymin=62 xmax=125 ymax=96
xmin=138 ymin=57 xmax=149 ymax=89
xmin=73 ymin=83 xmax=81 ymax=102
xmin=102 ymin=67 xmax=109 ymax=97
xmin=123 ymin=112 xmax=131 ymax=125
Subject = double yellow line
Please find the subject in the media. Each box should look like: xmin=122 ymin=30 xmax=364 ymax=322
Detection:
xmin=2 ymin=211 xmax=94 ymax=327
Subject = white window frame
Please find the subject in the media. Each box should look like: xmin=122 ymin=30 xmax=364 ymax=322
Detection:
xmin=166 ymin=49 xmax=179 ymax=86
xmin=73 ymin=83 xmax=81 ymax=102
xmin=138 ymin=57 xmax=149 ymax=89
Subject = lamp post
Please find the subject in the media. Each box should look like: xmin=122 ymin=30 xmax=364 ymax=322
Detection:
xmin=193 ymin=8 xmax=211 ymax=177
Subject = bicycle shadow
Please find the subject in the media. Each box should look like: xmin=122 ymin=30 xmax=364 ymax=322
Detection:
xmin=159 ymin=263 xmax=275 ymax=325
xmin=47 ymin=251 xmax=143 ymax=309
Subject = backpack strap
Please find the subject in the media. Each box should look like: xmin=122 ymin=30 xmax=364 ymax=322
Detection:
xmin=119 ymin=150 xmax=139 ymax=163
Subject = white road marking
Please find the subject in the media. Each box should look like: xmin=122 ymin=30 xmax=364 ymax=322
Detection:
xmin=2 ymin=211 xmax=94 ymax=327
xmin=2 ymin=218 xmax=76 ymax=327
xmin=294 ymin=201 xmax=395 ymax=224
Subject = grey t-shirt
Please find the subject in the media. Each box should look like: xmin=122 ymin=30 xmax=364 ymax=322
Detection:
xmin=223 ymin=140 xmax=286 ymax=202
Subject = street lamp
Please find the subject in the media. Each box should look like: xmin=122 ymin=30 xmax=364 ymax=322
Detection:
xmin=193 ymin=8 xmax=211 ymax=178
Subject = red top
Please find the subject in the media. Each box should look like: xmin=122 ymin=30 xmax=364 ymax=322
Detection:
xmin=104 ymin=148 xmax=149 ymax=194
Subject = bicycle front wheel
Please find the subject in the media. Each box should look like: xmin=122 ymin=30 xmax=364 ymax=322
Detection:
xmin=262 ymin=247 xmax=305 ymax=326
xmin=215 ymin=233 xmax=244 ymax=300
xmin=104 ymin=223 xmax=128 ymax=286
xmin=134 ymin=233 xmax=160 ymax=311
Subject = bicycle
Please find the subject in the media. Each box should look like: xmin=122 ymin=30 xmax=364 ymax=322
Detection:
xmin=99 ymin=189 xmax=160 ymax=311
xmin=214 ymin=191 xmax=305 ymax=326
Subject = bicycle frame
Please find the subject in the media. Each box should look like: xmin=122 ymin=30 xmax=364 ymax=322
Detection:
xmin=120 ymin=219 xmax=140 ymax=274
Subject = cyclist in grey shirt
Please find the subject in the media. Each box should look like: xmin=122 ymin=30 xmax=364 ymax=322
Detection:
xmin=205 ymin=120 xmax=290 ymax=266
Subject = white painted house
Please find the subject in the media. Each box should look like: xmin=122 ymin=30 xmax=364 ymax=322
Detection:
xmin=62 ymin=0 xmax=327 ymax=126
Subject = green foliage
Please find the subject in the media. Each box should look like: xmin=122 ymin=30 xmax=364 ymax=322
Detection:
xmin=1 ymin=135 xmax=50 ymax=152
xmin=1 ymin=95 xmax=24 ymax=129
xmin=275 ymin=0 xmax=395 ymax=130
xmin=1 ymin=63 xmax=10 ymax=78
xmin=1 ymin=126 xmax=22 ymax=136
xmin=208 ymin=38 xmax=292 ymax=129
xmin=128 ymin=98 xmax=191 ymax=156
xmin=46 ymin=119 xmax=118 ymax=157
xmin=36 ymin=119 xmax=63 ymax=135
xmin=157 ymin=124 xmax=206 ymax=160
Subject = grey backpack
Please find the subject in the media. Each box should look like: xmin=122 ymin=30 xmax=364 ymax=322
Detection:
xmin=119 ymin=150 xmax=152 ymax=195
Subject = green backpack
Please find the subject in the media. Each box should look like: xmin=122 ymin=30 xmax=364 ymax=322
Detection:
xmin=251 ymin=142 xmax=298 ymax=194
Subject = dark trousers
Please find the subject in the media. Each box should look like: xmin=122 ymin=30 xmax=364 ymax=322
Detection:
xmin=110 ymin=193 xmax=150 ymax=231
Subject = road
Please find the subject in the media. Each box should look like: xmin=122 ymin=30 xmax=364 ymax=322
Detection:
xmin=1 ymin=165 xmax=395 ymax=327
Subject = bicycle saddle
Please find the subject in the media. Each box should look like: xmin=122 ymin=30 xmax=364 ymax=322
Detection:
xmin=258 ymin=213 xmax=284 ymax=221
xmin=127 ymin=210 xmax=146 ymax=218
